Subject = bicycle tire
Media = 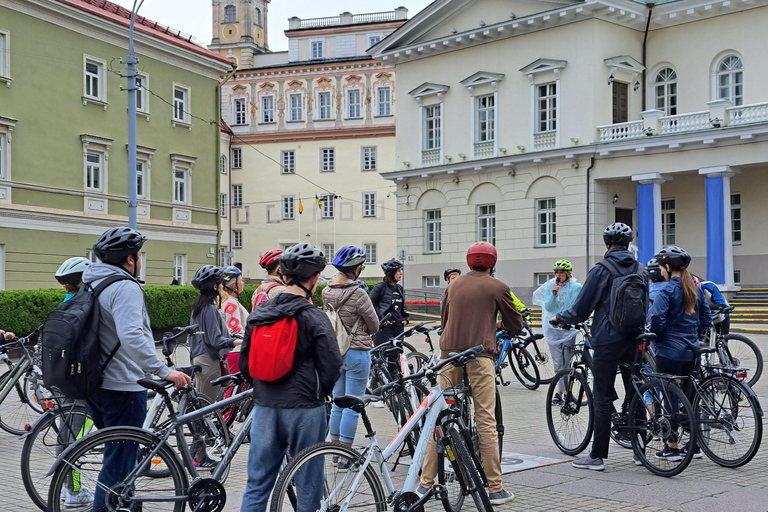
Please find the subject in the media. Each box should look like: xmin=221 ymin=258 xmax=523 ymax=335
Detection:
xmin=216 ymin=380 xmax=252 ymax=428
xmin=509 ymin=345 xmax=540 ymax=390
xmin=495 ymin=388 xmax=504 ymax=461
xmin=176 ymin=392 xmax=232 ymax=482
xmin=269 ymin=442 xmax=386 ymax=512
xmin=391 ymin=392 xmax=419 ymax=457
xmin=0 ymin=369 xmax=40 ymax=435
xmin=47 ymin=426 xmax=187 ymax=512
xmin=546 ymin=368 xmax=594 ymax=455
xmin=437 ymin=446 xmax=465 ymax=512
xmin=406 ymin=351 xmax=431 ymax=373
xmin=629 ymin=379 xmax=695 ymax=477
xmin=526 ymin=337 xmax=555 ymax=384
xmin=722 ymin=334 xmax=763 ymax=388
xmin=23 ymin=371 xmax=52 ymax=415
xmin=694 ymin=373 xmax=762 ymax=468
xmin=443 ymin=423 xmax=493 ymax=512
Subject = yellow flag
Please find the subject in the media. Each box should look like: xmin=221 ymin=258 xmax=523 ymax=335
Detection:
xmin=298 ymin=198 xmax=304 ymax=214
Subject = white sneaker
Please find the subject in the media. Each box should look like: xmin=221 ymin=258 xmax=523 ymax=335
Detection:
xmin=63 ymin=487 xmax=95 ymax=507
xmin=372 ymin=401 xmax=385 ymax=408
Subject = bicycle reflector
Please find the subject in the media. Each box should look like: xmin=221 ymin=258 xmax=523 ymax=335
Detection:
xmin=638 ymin=344 xmax=646 ymax=351
xmin=737 ymin=371 xmax=748 ymax=379
xmin=41 ymin=401 xmax=55 ymax=411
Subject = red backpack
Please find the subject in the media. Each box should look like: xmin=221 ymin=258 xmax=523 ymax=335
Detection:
xmin=248 ymin=316 xmax=299 ymax=382
xmin=252 ymin=282 xmax=281 ymax=309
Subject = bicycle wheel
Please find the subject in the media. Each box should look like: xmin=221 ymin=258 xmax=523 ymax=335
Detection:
xmin=694 ymin=374 xmax=762 ymax=467
xmin=47 ymin=426 xmax=187 ymax=512
xmin=269 ymin=442 xmax=386 ymax=512
xmin=177 ymin=392 xmax=232 ymax=482
xmin=722 ymin=334 xmax=763 ymax=388
xmin=0 ymin=370 xmax=40 ymax=435
xmin=406 ymin=351 xmax=431 ymax=373
xmin=509 ymin=345 xmax=541 ymax=390
xmin=21 ymin=404 xmax=94 ymax=511
xmin=215 ymin=380 xmax=251 ymax=428
xmin=546 ymin=369 xmax=593 ymax=455
xmin=527 ymin=337 xmax=555 ymax=384
xmin=443 ymin=423 xmax=493 ymax=512
xmin=437 ymin=447 xmax=465 ymax=512
xmin=23 ymin=371 xmax=53 ymax=415
xmin=494 ymin=388 xmax=504 ymax=461
xmin=629 ymin=379 xmax=695 ymax=477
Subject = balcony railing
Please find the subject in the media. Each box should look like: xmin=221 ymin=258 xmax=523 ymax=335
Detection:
xmin=297 ymin=11 xmax=398 ymax=29
xmin=660 ymin=111 xmax=710 ymax=134
xmin=533 ymin=131 xmax=557 ymax=150
xmin=728 ymin=102 xmax=768 ymax=125
xmin=421 ymin=149 xmax=441 ymax=166
xmin=473 ymin=141 xmax=495 ymax=158
xmin=597 ymin=120 xmax=644 ymax=141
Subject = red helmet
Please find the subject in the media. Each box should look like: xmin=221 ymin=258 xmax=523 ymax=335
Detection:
xmin=466 ymin=242 xmax=497 ymax=270
xmin=259 ymin=249 xmax=283 ymax=270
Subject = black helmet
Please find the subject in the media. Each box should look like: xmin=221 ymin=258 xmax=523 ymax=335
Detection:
xmin=192 ymin=265 xmax=224 ymax=290
xmin=279 ymin=243 xmax=327 ymax=279
xmin=381 ymin=259 xmax=403 ymax=274
xmin=655 ymin=246 xmax=691 ymax=269
xmin=646 ymin=258 xmax=663 ymax=282
xmin=603 ymin=223 xmax=633 ymax=246
xmin=93 ymin=227 xmax=147 ymax=264
xmin=444 ymin=267 xmax=461 ymax=281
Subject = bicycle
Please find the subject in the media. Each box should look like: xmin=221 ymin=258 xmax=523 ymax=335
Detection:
xmin=269 ymin=346 xmax=493 ymax=512
xmin=494 ymin=329 xmax=541 ymax=390
xmin=0 ymin=328 xmax=47 ymax=435
xmin=701 ymin=305 xmax=763 ymax=387
xmin=518 ymin=309 xmax=555 ymax=384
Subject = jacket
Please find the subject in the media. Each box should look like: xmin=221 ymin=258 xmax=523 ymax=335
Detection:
xmin=440 ymin=271 xmax=523 ymax=359
xmin=532 ymin=277 xmax=582 ymax=345
xmin=558 ymin=248 xmax=646 ymax=348
xmin=322 ymin=277 xmax=379 ymax=351
xmin=649 ymin=281 xmax=666 ymax=305
xmin=239 ymin=293 xmax=342 ymax=408
xmin=251 ymin=275 xmax=287 ymax=309
xmin=82 ymin=263 xmax=171 ymax=392
xmin=370 ymin=281 xmax=409 ymax=325
xmin=648 ymin=277 xmax=712 ymax=361
xmin=189 ymin=304 xmax=236 ymax=360
xmin=220 ymin=295 xmax=249 ymax=336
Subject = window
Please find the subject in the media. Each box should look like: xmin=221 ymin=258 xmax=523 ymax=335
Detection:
xmin=376 ymin=86 xmax=392 ymax=116
xmin=288 ymin=93 xmax=303 ymax=122
xmin=136 ymin=160 xmax=146 ymax=199
xmin=0 ymin=244 xmax=4 ymax=291
xmin=173 ymin=254 xmax=187 ymax=285
xmin=321 ymin=148 xmax=335 ymax=172
xmin=364 ymin=243 xmax=377 ymax=264
xmin=536 ymin=198 xmax=556 ymax=246
xmin=477 ymin=204 xmax=496 ymax=245
xmin=173 ymin=85 xmax=190 ymax=123
xmin=347 ymin=89 xmax=361 ymax=119
xmin=85 ymin=152 xmax=103 ymax=191
xmin=317 ymin=91 xmax=332 ymax=120
xmin=254 ymin=7 xmax=262 ymax=26
xmin=362 ymin=147 xmax=377 ymax=171
xmin=475 ymin=95 xmax=496 ymax=142
xmin=734 ymin=270 xmax=741 ymax=285
xmin=224 ymin=5 xmax=237 ymax=22
xmin=135 ymin=74 xmax=148 ymax=113
xmin=0 ymin=31 xmax=8 ymax=80
xmin=537 ymin=83 xmax=557 ymax=133
xmin=232 ymin=229 xmax=243 ymax=249
xmin=655 ymin=68 xmax=678 ymax=116
xmin=717 ymin=55 xmax=743 ymax=106
xmin=311 ymin=40 xmax=324 ymax=59
xmin=138 ymin=252 xmax=147 ymax=283
xmin=368 ymin=35 xmax=382 ymax=47
xmin=220 ymin=155 xmax=227 ymax=174
xmin=731 ymin=193 xmax=741 ymax=245
xmin=423 ymin=276 xmax=441 ymax=288
xmin=233 ymin=98 xmax=246 ymax=125
xmin=220 ymin=193 xmax=227 ymax=217
xmin=282 ymin=196 xmax=295 ymax=220
xmin=612 ymin=82 xmax=628 ymax=124
xmin=363 ymin=192 xmax=377 ymax=217
xmin=84 ymin=58 xmax=103 ymax=100
xmin=220 ymin=246 xmax=232 ymax=268
xmin=231 ymin=184 xmax=243 ymax=208
xmin=320 ymin=194 xmax=335 ymax=219
xmin=281 ymin=150 xmax=295 ymax=174
xmin=86 ymin=249 xmax=100 ymax=263
xmin=173 ymin=168 xmax=188 ymax=204
xmin=424 ymin=105 xmax=442 ymax=150
xmin=322 ymin=243 xmax=335 ymax=258
xmin=231 ymin=148 xmax=242 ymax=169
xmin=535 ymin=272 xmax=556 ymax=286
xmin=425 ymin=209 xmax=442 ymax=253
xmin=261 ymin=95 xmax=275 ymax=123
xmin=661 ymin=199 xmax=676 ymax=246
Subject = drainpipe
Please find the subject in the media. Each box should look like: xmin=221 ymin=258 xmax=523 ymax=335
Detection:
xmin=219 ymin=63 xmax=238 ymax=265
xmin=586 ymin=156 xmax=595 ymax=274
xmin=641 ymin=3 xmax=654 ymax=111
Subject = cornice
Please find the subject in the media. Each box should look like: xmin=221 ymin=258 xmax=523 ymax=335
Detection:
xmin=232 ymin=60 xmax=392 ymax=80
xmin=232 ymin=124 xmax=395 ymax=144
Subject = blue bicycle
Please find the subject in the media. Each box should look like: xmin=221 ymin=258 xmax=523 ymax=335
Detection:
xmin=495 ymin=329 xmax=542 ymax=390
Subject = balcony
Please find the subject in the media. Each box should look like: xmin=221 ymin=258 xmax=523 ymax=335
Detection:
xmin=421 ymin=149 xmax=441 ymax=166
xmin=533 ymin=131 xmax=557 ymax=150
xmin=289 ymin=8 xmax=408 ymax=30
xmin=473 ymin=141 xmax=494 ymax=158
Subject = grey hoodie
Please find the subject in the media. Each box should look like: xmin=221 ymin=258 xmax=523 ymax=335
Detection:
xmin=82 ymin=263 xmax=171 ymax=392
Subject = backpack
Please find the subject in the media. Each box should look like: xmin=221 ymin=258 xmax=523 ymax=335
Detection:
xmin=40 ymin=274 xmax=132 ymax=399
xmin=252 ymin=282 xmax=281 ymax=309
xmin=247 ymin=316 xmax=300 ymax=382
xmin=325 ymin=291 xmax=361 ymax=357
xmin=597 ymin=259 xmax=649 ymax=334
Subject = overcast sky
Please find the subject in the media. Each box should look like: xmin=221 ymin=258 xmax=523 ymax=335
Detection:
xmin=110 ymin=1 xmax=433 ymax=51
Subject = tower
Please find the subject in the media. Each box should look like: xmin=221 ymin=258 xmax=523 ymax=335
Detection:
xmin=210 ymin=0 xmax=269 ymax=69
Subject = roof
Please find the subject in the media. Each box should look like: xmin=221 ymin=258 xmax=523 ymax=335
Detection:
xmin=54 ymin=0 xmax=233 ymax=66
xmin=237 ymin=55 xmax=374 ymax=73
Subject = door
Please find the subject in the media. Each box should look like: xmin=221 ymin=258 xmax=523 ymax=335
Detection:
xmin=615 ymin=208 xmax=633 ymax=229
xmin=612 ymin=82 xmax=629 ymax=124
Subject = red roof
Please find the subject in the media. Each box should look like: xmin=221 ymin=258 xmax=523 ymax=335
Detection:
xmin=55 ymin=0 xmax=234 ymax=66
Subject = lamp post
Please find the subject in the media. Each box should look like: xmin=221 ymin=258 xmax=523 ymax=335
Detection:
xmin=127 ymin=0 xmax=145 ymax=230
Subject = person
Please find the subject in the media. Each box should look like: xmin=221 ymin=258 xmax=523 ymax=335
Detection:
xmin=252 ymin=249 xmax=287 ymax=308
xmin=55 ymin=257 xmax=91 ymax=301
xmin=0 ymin=329 xmax=14 ymax=341
xmin=551 ymin=222 xmax=644 ymax=471
xmin=692 ymin=274 xmax=730 ymax=334
xmin=648 ymin=246 xmax=711 ymax=460
xmin=418 ymin=242 xmax=521 ymax=505
xmin=646 ymin=258 xmax=666 ymax=305
xmin=532 ymin=259 xmax=582 ymax=405
xmin=370 ymin=259 xmax=409 ymax=380
xmin=220 ymin=265 xmax=249 ymax=373
xmin=239 ymin=243 xmax=342 ymax=512
xmin=444 ymin=266 xmax=461 ymax=284
xmin=322 ymin=246 xmax=379 ymax=470
xmin=82 ymin=226 xmax=191 ymax=511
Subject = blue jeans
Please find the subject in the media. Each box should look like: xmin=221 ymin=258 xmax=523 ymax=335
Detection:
xmin=240 ymin=404 xmax=327 ymax=512
xmin=85 ymin=389 xmax=147 ymax=512
xmin=330 ymin=349 xmax=371 ymax=444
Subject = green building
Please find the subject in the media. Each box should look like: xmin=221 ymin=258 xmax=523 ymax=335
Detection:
xmin=0 ymin=0 xmax=234 ymax=289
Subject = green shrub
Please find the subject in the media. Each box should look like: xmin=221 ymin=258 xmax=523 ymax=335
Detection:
xmin=144 ymin=286 xmax=199 ymax=329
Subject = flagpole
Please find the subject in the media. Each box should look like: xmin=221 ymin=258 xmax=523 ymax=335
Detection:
xmin=315 ymin=194 xmax=319 ymax=247
xmin=333 ymin=195 xmax=336 ymax=252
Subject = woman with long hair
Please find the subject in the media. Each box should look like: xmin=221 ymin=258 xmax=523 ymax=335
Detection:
xmin=220 ymin=265 xmax=249 ymax=373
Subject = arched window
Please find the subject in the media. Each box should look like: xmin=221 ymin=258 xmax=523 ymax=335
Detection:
xmin=717 ymin=55 xmax=743 ymax=106
xmin=654 ymin=67 xmax=677 ymax=116
xmin=220 ymin=155 xmax=227 ymax=175
xmin=255 ymin=7 xmax=261 ymax=26
xmin=224 ymin=5 xmax=237 ymax=23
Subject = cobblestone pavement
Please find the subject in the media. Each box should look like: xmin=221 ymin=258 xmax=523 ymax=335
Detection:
xmin=2 ymin=333 xmax=767 ymax=512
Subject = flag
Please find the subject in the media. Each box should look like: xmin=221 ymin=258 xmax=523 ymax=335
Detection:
xmin=298 ymin=198 xmax=304 ymax=214
xmin=315 ymin=194 xmax=322 ymax=210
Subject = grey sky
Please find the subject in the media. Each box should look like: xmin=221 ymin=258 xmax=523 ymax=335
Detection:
xmin=110 ymin=1 xmax=433 ymax=51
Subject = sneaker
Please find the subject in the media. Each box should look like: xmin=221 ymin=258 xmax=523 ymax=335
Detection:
xmin=489 ymin=490 xmax=515 ymax=505
xmin=63 ymin=487 xmax=95 ymax=508
xmin=337 ymin=459 xmax=358 ymax=473
xmin=551 ymin=395 xmax=563 ymax=406
xmin=682 ymin=444 xmax=703 ymax=459
xmin=632 ymin=455 xmax=643 ymax=466
xmin=194 ymin=457 xmax=218 ymax=471
xmin=571 ymin=455 xmax=605 ymax=471
xmin=655 ymin=447 xmax=682 ymax=461
xmin=415 ymin=485 xmax=431 ymax=497
xmin=372 ymin=401 xmax=385 ymax=408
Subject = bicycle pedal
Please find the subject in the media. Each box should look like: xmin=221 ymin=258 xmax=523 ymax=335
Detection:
xmin=502 ymin=380 xmax=511 ymax=386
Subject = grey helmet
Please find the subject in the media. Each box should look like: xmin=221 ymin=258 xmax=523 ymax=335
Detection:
xmin=55 ymin=257 xmax=91 ymax=286
xmin=279 ymin=243 xmax=327 ymax=279
xmin=192 ymin=265 xmax=224 ymax=290
xmin=93 ymin=227 xmax=147 ymax=264
xmin=603 ymin=222 xmax=633 ymax=246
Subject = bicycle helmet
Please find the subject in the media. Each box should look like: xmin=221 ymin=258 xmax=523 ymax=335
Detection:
xmin=279 ymin=243 xmax=327 ymax=279
xmin=553 ymin=259 xmax=573 ymax=272
xmin=602 ymin=222 xmax=633 ymax=246
xmin=381 ymin=259 xmax=403 ymax=274
xmin=332 ymin=245 xmax=367 ymax=271
xmin=646 ymin=258 xmax=663 ymax=282
xmin=93 ymin=227 xmax=147 ymax=264
xmin=222 ymin=265 xmax=242 ymax=283
xmin=444 ymin=267 xmax=461 ymax=281
xmin=655 ymin=246 xmax=692 ymax=269
xmin=259 ymin=249 xmax=283 ymax=271
xmin=466 ymin=242 xmax=497 ymax=270
xmin=55 ymin=257 xmax=91 ymax=286
xmin=192 ymin=265 xmax=224 ymax=291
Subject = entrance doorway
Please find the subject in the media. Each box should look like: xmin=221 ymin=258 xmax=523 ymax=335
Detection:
xmin=615 ymin=208 xmax=633 ymax=229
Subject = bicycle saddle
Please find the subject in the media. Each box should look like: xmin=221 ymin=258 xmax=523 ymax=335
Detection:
xmin=177 ymin=365 xmax=201 ymax=376
xmin=334 ymin=394 xmax=382 ymax=412
xmin=687 ymin=344 xmax=717 ymax=359
xmin=137 ymin=378 xmax=171 ymax=394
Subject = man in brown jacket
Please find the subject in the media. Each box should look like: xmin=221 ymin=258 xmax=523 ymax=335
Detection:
xmin=418 ymin=242 xmax=522 ymax=505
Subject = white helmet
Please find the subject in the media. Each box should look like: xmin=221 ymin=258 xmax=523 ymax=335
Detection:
xmin=55 ymin=257 xmax=91 ymax=285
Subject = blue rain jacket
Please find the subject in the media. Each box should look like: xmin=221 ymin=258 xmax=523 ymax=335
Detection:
xmin=648 ymin=277 xmax=712 ymax=361
xmin=533 ymin=277 xmax=582 ymax=345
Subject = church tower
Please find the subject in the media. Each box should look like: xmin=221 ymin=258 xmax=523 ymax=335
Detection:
xmin=210 ymin=0 xmax=269 ymax=69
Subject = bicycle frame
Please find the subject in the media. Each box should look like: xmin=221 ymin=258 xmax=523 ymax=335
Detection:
xmin=0 ymin=346 xmax=33 ymax=404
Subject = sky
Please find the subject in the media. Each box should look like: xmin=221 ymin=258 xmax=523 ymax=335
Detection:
xmin=110 ymin=1 xmax=434 ymax=51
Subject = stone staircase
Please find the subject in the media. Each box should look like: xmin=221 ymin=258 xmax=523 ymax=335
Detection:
xmin=729 ymin=288 xmax=768 ymax=333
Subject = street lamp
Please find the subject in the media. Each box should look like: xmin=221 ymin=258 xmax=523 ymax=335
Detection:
xmin=126 ymin=0 xmax=145 ymax=230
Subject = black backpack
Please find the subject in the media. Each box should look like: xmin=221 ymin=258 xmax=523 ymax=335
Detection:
xmin=597 ymin=259 xmax=649 ymax=334
xmin=40 ymin=274 xmax=132 ymax=399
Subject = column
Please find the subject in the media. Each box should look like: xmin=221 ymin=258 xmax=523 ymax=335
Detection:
xmin=632 ymin=173 xmax=666 ymax=265
xmin=699 ymin=165 xmax=736 ymax=288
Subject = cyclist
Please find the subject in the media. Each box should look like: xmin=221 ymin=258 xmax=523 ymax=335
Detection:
xmin=646 ymin=257 xmax=666 ymax=304
xmin=490 ymin=267 xmax=527 ymax=311
xmin=692 ymin=274 xmax=730 ymax=334
xmin=418 ymin=242 xmax=521 ymax=505
xmin=322 ymin=246 xmax=379 ymax=470
xmin=220 ymin=265 xmax=249 ymax=373
xmin=252 ymin=249 xmax=287 ymax=308
xmin=551 ymin=222 xmax=644 ymax=472
xmin=532 ymin=259 xmax=582 ymax=405
xmin=239 ymin=243 xmax=342 ymax=512
xmin=55 ymin=257 xmax=91 ymax=301
xmin=444 ymin=266 xmax=461 ymax=284
xmin=83 ymin=227 xmax=191 ymax=511
xmin=370 ymin=259 xmax=408 ymax=377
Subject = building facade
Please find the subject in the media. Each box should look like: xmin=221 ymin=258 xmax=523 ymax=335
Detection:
xmin=371 ymin=0 xmax=768 ymax=299
xmin=214 ymin=8 xmax=407 ymax=280
xmin=0 ymin=0 xmax=233 ymax=289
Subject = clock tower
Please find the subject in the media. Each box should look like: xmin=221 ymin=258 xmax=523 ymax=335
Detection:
xmin=210 ymin=0 xmax=269 ymax=69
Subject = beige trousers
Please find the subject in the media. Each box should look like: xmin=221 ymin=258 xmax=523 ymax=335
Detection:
xmin=192 ymin=352 xmax=226 ymax=401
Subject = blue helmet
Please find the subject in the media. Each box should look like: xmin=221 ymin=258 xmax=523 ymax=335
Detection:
xmin=332 ymin=245 xmax=367 ymax=271
xmin=222 ymin=265 xmax=242 ymax=283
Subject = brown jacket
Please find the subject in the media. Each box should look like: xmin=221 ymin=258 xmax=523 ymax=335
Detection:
xmin=440 ymin=270 xmax=522 ymax=359
xmin=322 ymin=278 xmax=380 ymax=351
